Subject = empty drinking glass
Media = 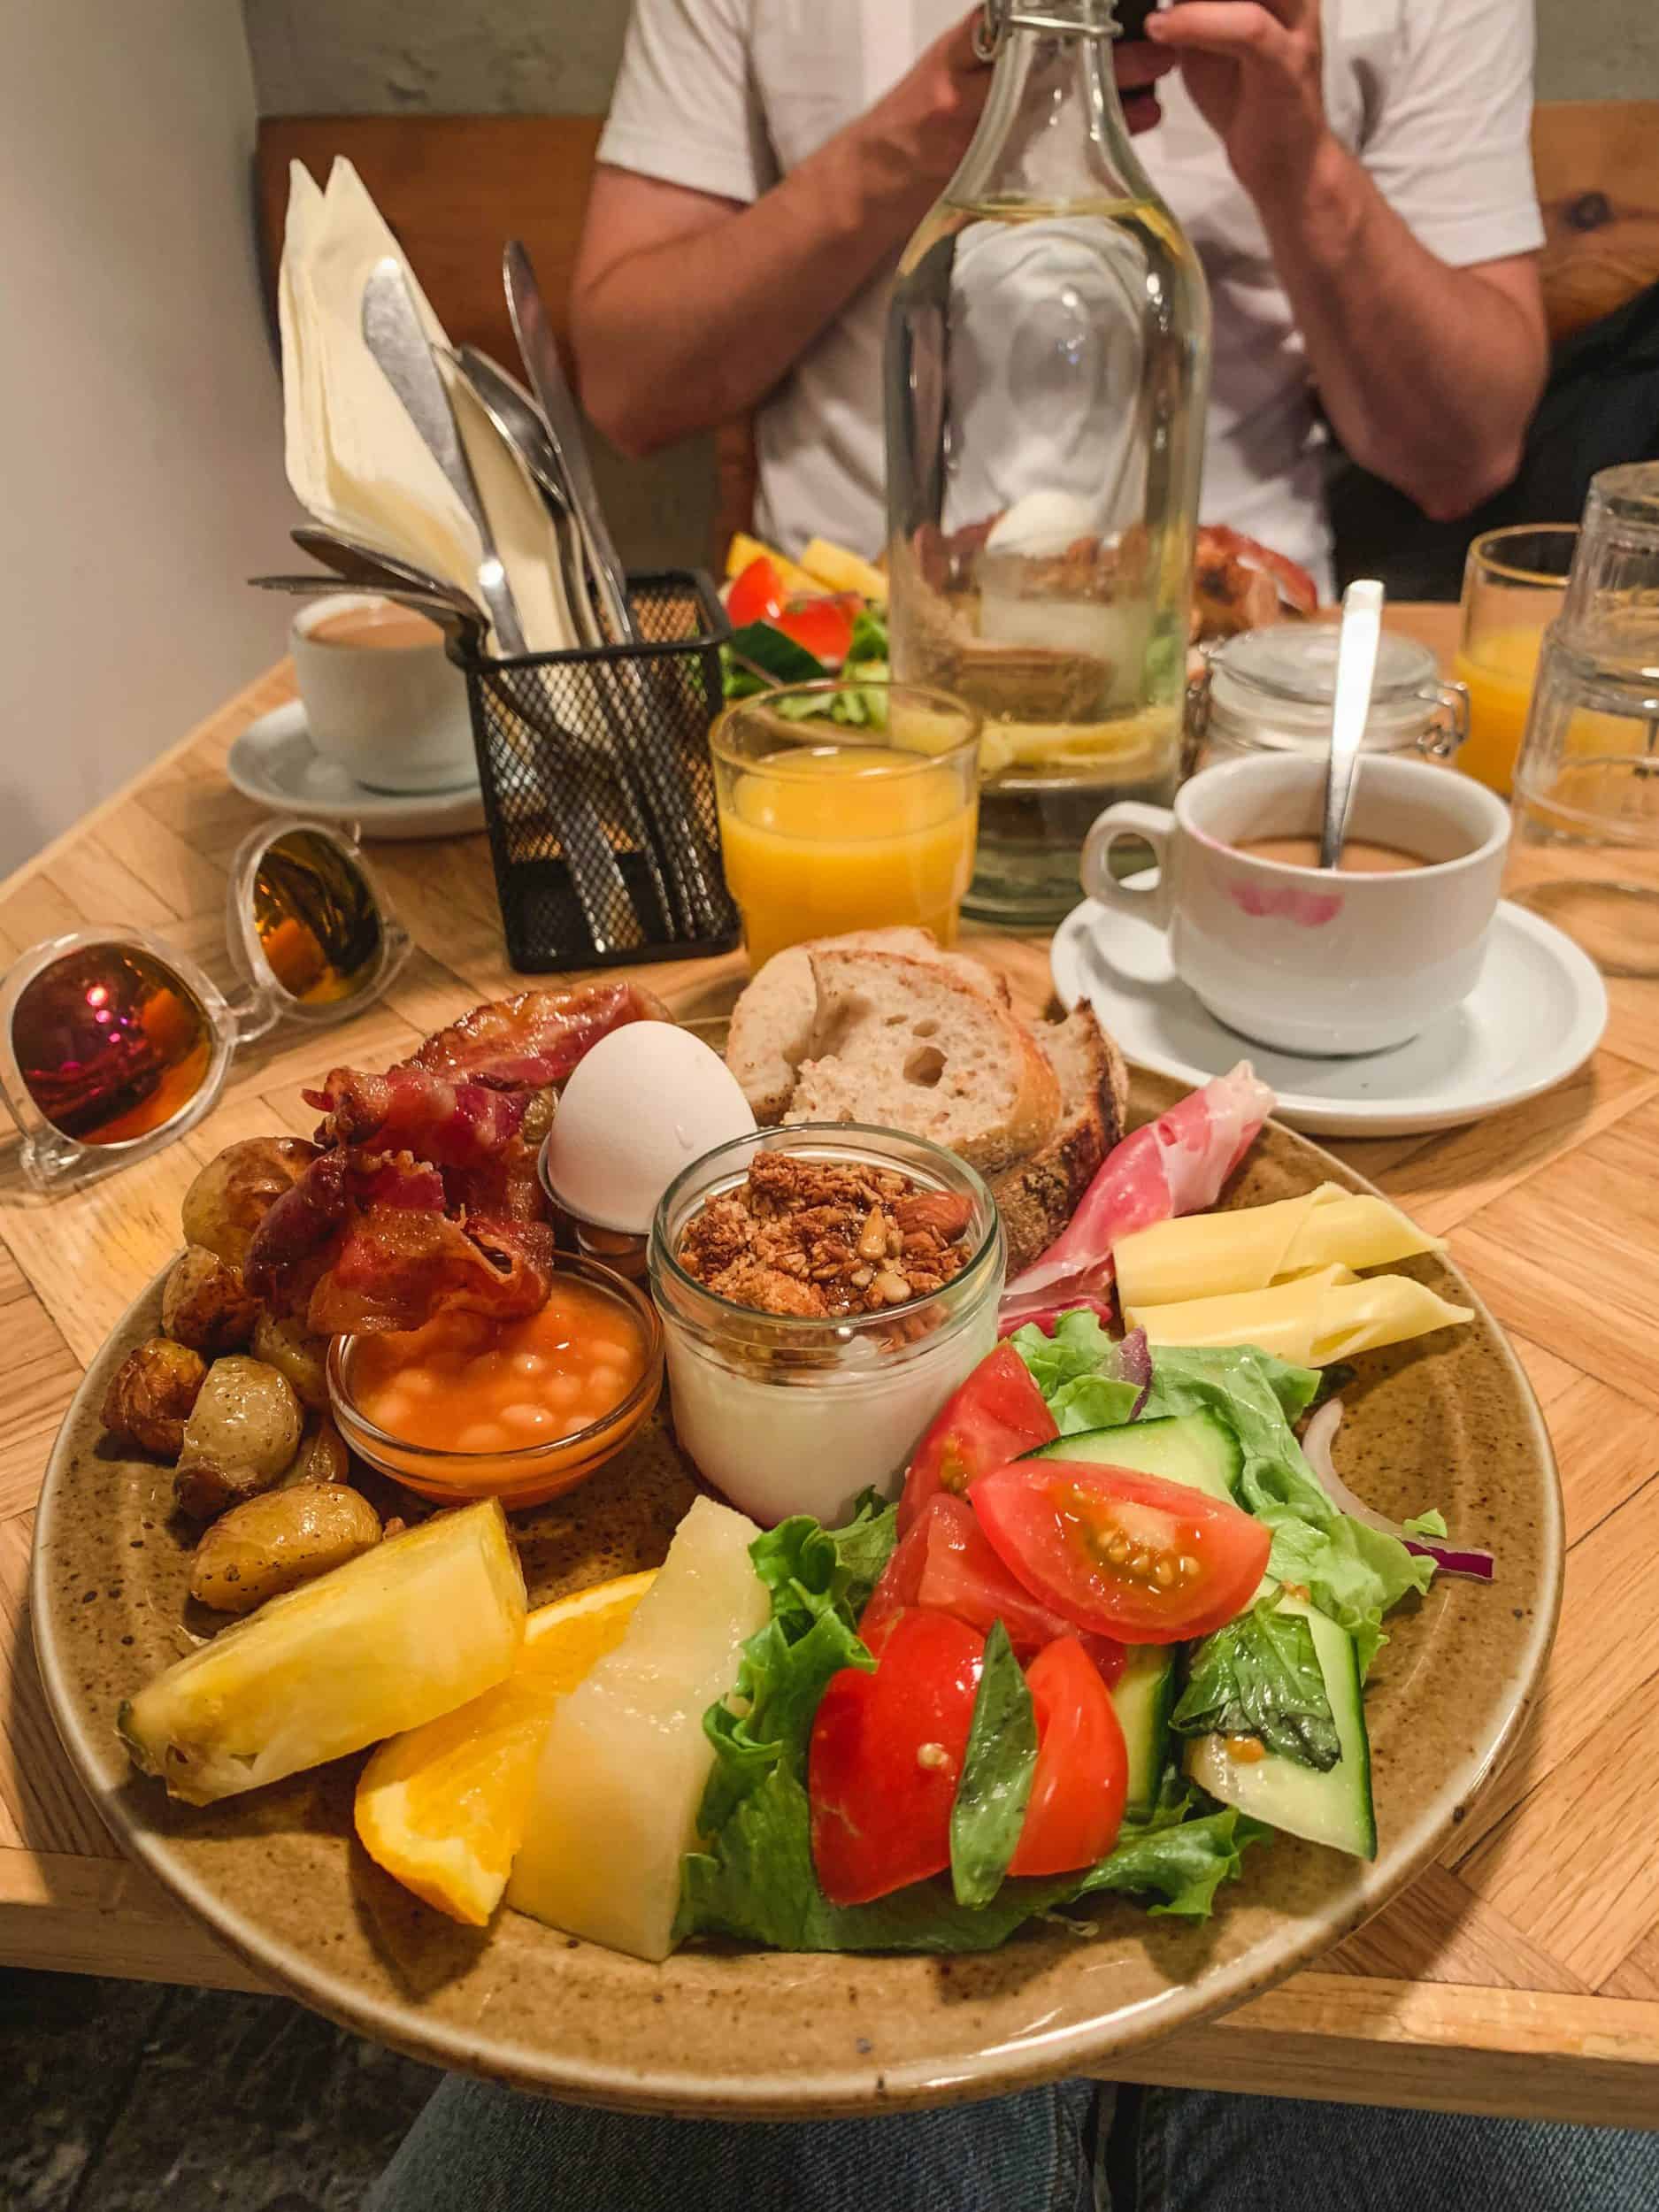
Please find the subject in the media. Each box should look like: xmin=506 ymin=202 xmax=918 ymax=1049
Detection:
xmin=1508 ymin=630 xmax=1659 ymax=977
xmin=1560 ymin=462 xmax=1659 ymax=670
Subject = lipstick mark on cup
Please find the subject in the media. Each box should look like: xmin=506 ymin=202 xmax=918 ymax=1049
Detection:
xmin=1227 ymin=879 xmax=1343 ymax=926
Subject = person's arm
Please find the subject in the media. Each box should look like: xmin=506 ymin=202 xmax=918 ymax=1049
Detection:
xmin=1147 ymin=0 xmax=1548 ymax=520
xmin=572 ymin=12 xmax=1174 ymax=457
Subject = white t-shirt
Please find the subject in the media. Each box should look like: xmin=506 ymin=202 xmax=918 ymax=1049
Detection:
xmin=598 ymin=0 xmax=1544 ymax=593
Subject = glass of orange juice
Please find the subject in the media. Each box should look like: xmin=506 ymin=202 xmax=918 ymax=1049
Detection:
xmin=1452 ymin=526 xmax=1578 ymax=795
xmin=710 ymin=683 xmax=981 ymax=968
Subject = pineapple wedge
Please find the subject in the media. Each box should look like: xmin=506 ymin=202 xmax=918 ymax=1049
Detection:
xmin=800 ymin=536 xmax=888 ymax=603
xmin=507 ymin=1496 xmax=768 ymax=1961
xmin=120 ymin=1499 xmax=526 ymax=1805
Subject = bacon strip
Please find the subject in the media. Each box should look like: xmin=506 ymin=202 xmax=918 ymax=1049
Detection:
xmin=410 ymin=981 xmax=668 ymax=1087
xmin=999 ymin=1064 xmax=1274 ymax=1326
xmin=243 ymin=982 xmax=666 ymax=1333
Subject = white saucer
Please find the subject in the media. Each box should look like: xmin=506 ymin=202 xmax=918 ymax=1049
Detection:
xmin=227 ymin=701 xmax=487 ymax=841
xmin=1051 ymin=891 xmax=1609 ymax=1137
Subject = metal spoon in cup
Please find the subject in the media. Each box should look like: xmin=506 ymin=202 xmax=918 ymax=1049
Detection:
xmin=1320 ymin=579 xmax=1386 ymax=869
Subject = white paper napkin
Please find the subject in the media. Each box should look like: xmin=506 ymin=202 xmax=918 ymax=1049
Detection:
xmin=279 ymin=157 xmax=580 ymax=653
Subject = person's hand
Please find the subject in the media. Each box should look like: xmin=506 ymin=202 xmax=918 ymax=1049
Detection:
xmin=1146 ymin=0 xmax=1331 ymax=201
xmin=873 ymin=8 xmax=1175 ymax=197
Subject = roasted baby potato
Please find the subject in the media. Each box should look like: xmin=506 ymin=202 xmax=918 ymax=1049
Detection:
xmin=161 ymin=1246 xmax=260 ymax=1356
xmin=188 ymin=1482 xmax=381 ymax=1614
xmin=102 ymin=1337 xmax=208 ymax=1457
xmin=180 ymin=1137 xmax=317 ymax=1273
xmin=251 ymin=1310 xmax=329 ymax=1411
xmin=173 ymin=1356 xmax=303 ymax=1520
xmin=280 ymin=1411 xmax=349 ymax=1488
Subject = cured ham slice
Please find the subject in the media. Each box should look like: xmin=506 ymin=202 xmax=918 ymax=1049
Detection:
xmin=1000 ymin=1064 xmax=1273 ymax=1326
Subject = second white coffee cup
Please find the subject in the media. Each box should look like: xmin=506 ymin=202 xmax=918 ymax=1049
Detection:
xmin=1080 ymin=753 xmax=1510 ymax=1056
xmin=291 ymin=593 xmax=476 ymax=795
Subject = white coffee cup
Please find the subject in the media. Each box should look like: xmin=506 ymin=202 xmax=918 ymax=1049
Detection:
xmin=290 ymin=593 xmax=476 ymax=795
xmin=1079 ymin=753 xmax=1510 ymax=1055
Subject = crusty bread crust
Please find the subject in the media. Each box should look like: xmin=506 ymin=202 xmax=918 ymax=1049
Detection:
xmin=789 ymin=948 xmax=1061 ymax=1173
xmin=726 ymin=927 xmax=1009 ymax=1123
xmin=991 ymin=1007 xmax=1129 ymax=1276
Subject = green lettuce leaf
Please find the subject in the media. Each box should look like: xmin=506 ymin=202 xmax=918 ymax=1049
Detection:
xmin=1403 ymin=1508 xmax=1448 ymax=1539
xmin=949 ymin=1623 xmax=1037 ymax=1908
xmin=1172 ymin=1596 xmax=1340 ymax=1770
xmin=849 ymin=606 xmax=889 ymax=663
xmin=1141 ymin=1344 xmax=1432 ymax=1677
xmin=1010 ymin=1310 xmax=1142 ymax=1433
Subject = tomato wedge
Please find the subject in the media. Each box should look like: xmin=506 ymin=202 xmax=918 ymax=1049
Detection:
xmin=726 ymin=556 xmax=787 ymax=627
xmin=809 ymin=1608 xmax=984 ymax=1907
xmin=857 ymin=1506 xmax=933 ymax=1657
xmin=915 ymin=1494 xmax=1125 ymax=1686
xmin=1009 ymin=1638 xmax=1129 ymax=1878
xmin=970 ymin=1461 xmax=1271 ymax=1644
xmin=774 ymin=592 xmax=857 ymax=666
xmin=899 ymin=1343 xmax=1057 ymax=1532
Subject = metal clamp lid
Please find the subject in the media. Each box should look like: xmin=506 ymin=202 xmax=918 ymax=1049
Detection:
xmin=975 ymin=0 xmax=1116 ymax=59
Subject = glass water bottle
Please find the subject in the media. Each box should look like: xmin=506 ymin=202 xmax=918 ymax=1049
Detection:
xmin=886 ymin=0 xmax=1210 ymax=925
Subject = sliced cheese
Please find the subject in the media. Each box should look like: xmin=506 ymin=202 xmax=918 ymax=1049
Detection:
xmin=1127 ymin=1266 xmax=1471 ymax=1367
xmin=800 ymin=535 xmax=889 ymax=603
xmin=1114 ymin=1184 xmax=1442 ymax=1310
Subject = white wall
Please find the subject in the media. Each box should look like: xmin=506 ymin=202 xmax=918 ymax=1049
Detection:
xmin=0 ymin=1 xmax=298 ymax=875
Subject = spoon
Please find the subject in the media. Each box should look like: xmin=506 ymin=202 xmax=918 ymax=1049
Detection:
xmin=360 ymin=257 xmax=528 ymax=656
xmin=290 ymin=526 xmax=486 ymax=623
xmin=1320 ymin=579 xmax=1385 ymax=870
xmin=249 ymin=573 xmax=489 ymax=657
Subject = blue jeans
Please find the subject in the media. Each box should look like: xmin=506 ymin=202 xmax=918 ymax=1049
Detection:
xmin=365 ymin=2077 xmax=1659 ymax=2211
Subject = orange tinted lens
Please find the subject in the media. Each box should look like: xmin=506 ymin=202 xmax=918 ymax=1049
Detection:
xmin=251 ymin=827 xmax=382 ymax=1005
xmin=12 ymin=945 xmax=212 ymax=1146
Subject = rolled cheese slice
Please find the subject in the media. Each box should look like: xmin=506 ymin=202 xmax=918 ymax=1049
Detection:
xmin=1126 ymin=1264 xmax=1472 ymax=1367
xmin=1113 ymin=1183 xmax=1443 ymax=1310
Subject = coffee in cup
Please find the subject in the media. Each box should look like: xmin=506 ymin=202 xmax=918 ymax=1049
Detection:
xmin=1079 ymin=754 xmax=1510 ymax=1055
xmin=290 ymin=592 xmax=476 ymax=795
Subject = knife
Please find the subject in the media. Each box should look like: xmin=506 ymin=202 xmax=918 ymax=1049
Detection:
xmin=502 ymin=242 xmax=638 ymax=646
xmin=360 ymin=257 xmax=529 ymax=658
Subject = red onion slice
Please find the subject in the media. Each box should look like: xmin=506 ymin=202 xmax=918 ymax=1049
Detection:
xmin=1301 ymin=1399 xmax=1495 ymax=1581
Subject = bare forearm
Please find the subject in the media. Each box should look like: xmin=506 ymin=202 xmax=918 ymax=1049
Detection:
xmin=571 ymin=132 xmax=937 ymax=457
xmin=1253 ymin=138 xmax=1547 ymax=518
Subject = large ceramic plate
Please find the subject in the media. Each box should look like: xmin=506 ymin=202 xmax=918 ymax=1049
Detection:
xmin=31 ymin=1072 xmax=1561 ymax=2116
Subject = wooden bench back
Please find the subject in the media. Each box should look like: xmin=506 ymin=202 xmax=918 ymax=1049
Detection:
xmin=1532 ymin=100 xmax=1659 ymax=341
xmin=254 ymin=100 xmax=1659 ymax=557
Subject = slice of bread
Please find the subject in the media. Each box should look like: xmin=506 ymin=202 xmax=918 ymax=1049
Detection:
xmin=726 ymin=927 xmax=1009 ymax=1123
xmin=785 ymin=948 xmax=1062 ymax=1172
xmin=991 ymin=1007 xmax=1130 ymax=1277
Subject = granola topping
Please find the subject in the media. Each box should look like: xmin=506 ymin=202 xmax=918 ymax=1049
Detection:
xmin=675 ymin=1151 xmax=974 ymax=1320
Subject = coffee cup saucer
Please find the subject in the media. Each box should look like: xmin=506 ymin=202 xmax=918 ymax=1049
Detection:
xmin=227 ymin=701 xmax=485 ymax=842
xmin=1051 ymin=887 xmax=1608 ymax=1136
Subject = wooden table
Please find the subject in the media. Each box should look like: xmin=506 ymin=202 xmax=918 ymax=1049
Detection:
xmin=3 ymin=616 xmax=1658 ymax=2130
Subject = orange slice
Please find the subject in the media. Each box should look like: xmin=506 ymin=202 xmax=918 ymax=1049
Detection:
xmin=354 ymin=1569 xmax=655 ymax=1925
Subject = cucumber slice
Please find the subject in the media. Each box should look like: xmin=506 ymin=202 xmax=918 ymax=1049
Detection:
xmin=1185 ymin=1595 xmax=1376 ymax=1859
xmin=1025 ymin=1411 xmax=1242 ymax=1505
xmin=1110 ymin=1646 xmax=1178 ymax=1814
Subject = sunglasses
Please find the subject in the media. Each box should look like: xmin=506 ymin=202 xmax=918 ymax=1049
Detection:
xmin=0 ymin=822 xmax=410 ymax=1194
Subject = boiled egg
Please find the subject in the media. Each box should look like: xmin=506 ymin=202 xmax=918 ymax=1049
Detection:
xmin=541 ymin=1025 xmax=755 ymax=1234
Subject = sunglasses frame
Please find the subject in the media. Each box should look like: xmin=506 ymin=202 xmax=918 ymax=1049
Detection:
xmin=227 ymin=820 xmax=411 ymax=1028
xmin=1 ymin=820 xmax=410 ymax=1195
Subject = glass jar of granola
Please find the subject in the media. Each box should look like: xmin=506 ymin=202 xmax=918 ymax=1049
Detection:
xmin=649 ymin=1125 xmax=1004 ymax=1527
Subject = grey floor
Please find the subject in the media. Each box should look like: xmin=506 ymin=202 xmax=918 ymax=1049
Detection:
xmin=7 ymin=1970 xmax=439 ymax=2211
